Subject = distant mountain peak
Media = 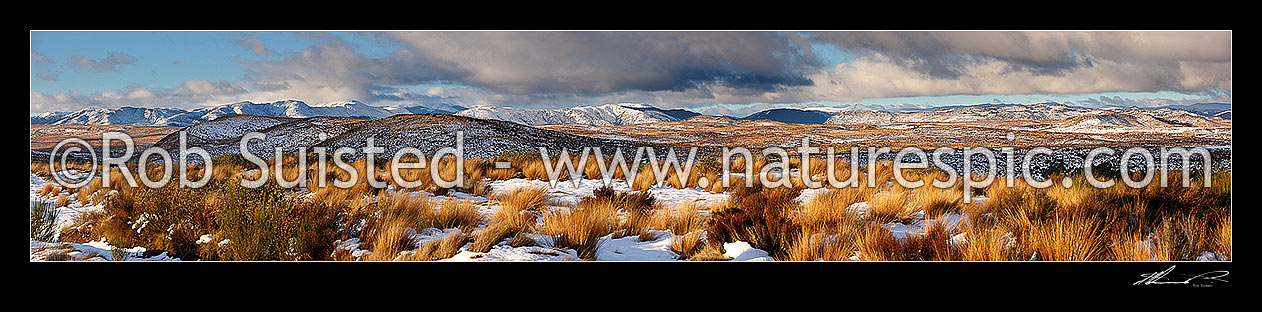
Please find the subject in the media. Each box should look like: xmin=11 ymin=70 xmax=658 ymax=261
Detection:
xmin=615 ymin=102 xmax=652 ymax=109
xmin=453 ymin=103 xmax=696 ymax=126
xmin=740 ymin=108 xmax=832 ymax=124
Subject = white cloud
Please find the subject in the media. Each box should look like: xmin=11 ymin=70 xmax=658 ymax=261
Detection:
xmin=30 ymin=31 xmax=1231 ymax=114
xmin=68 ymin=51 xmax=137 ymax=72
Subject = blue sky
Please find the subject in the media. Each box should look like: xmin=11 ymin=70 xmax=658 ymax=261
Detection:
xmin=30 ymin=31 xmax=394 ymax=94
xmin=30 ymin=31 xmax=1231 ymax=116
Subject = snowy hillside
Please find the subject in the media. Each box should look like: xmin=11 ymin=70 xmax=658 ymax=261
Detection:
xmin=148 ymin=113 xmax=656 ymax=161
xmin=454 ymin=103 xmax=692 ymax=126
xmin=1046 ymin=111 xmax=1228 ymax=133
xmin=197 ymin=100 xmax=395 ymax=121
xmin=31 ymin=100 xmax=461 ymax=127
xmin=824 ymin=103 xmax=1098 ymax=124
xmin=821 ymin=102 xmax=1232 ymax=126
xmin=45 ymin=107 xmax=191 ymax=126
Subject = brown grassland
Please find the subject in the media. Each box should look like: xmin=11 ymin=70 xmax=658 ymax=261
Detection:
xmin=31 ymin=150 xmax=1230 ymax=261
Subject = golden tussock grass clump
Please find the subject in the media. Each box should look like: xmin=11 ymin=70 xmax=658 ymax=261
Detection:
xmin=485 ymin=166 xmax=517 ymax=181
xmin=785 ymin=225 xmax=861 ymax=261
xmin=103 ymin=167 xmax=132 ymax=189
xmin=382 ymin=155 xmax=432 ymax=192
xmin=1108 ymin=229 xmax=1161 ymax=261
xmin=541 ymin=199 xmax=619 ymax=260
xmin=902 ymin=171 xmax=964 ymax=219
xmin=1025 ymin=212 xmax=1108 ymax=261
xmin=493 ymin=186 xmax=550 ymax=212
xmin=433 ymin=155 xmax=464 ymax=189
xmin=422 ymin=198 xmax=483 ymax=233
xmin=1215 ymin=215 xmax=1230 ymax=259
xmin=805 ymin=157 xmax=831 ymax=184
xmin=682 ymin=169 xmax=705 ymax=189
xmin=972 ymin=181 xmax=1057 ymax=222
xmin=864 ymin=161 xmax=895 ymax=188
xmin=575 ymin=154 xmax=636 ymax=181
xmin=39 ymin=183 xmax=58 ymax=198
xmin=584 ymin=186 xmax=659 ymax=240
xmin=365 ymin=219 xmax=416 ymax=261
xmin=405 ymin=230 xmax=470 ymax=261
xmin=670 ymin=231 xmax=705 ymax=260
xmin=508 ymin=233 xmax=538 ymax=247
xmin=514 ymin=155 xmax=574 ymax=181
xmin=631 ymin=166 xmax=688 ymax=191
xmin=304 ymin=158 xmax=384 ymax=202
xmin=81 ymin=175 xmax=102 ymax=197
xmin=866 ymin=189 xmax=915 ymax=224
xmin=74 ymin=187 xmax=91 ymax=205
xmin=72 ymin=178 xmax=104 ymax=206
xmin=467 ymin=187 xmax=548 ymax=253
xmin=852 ymin=226 xmax=948 ymax=261
xmin=830 ymin=159 xmax=856 ymax=183
xmin=911 ymin=186 xmax=964 ymax=220
xmin=688 ymin=243 xmax=732 ymax=261
xmin=361 ymin=194 xmax=428 ymax=261
xmin=466 ymin=178 xmax=492 ymax=197
xmin=1149 ymin=214 xmax=1212 ymax=261
xmin=57 ymin=209 xmax=108 ymax=243
xmin=1042 ymin=175 xmax=1094 ymax=210
xmin=853 ymin=219 xmax=958 ymax=261
xmin=30 ymin=162 xmax=52 ymax=177
xmin=702 ymin=171 xmax=724 ymax=193
xmin=519 ymin=160 xmax=549 ymax=180
xmin=855 ymin=226 xmax=901 ymax=261
xmin=583 ymin=156 xmax=603 ymax=181
xmin=654 ymin=201 xmax=707 ymax=238
xmin=916 ymin=219 xmax=957 ymax=261
xmin=459 ymin=159 xmax=492 ymax=196
xmin=631 ymin=167 xmax=657 ymax=191
xmin=796 ymin=185 xmax=874 ymax=228
xmin=788 ymin=157 xmax=834 ymax=189
xmin=957 ymin=219 xmax=1018 ymax=261
xmin=29 ymin=160 xmax=95 ymax=178
xmin=953 ymin=208 xmax=1027 ymax=261
xmin=468 ymin=208 xmax=534 ymax=252
xmin=211 ymin=163 xmax=242 ymax=183
xmin=726 ymin=156 xmax=768 ymax=176
xmin=55 ymin=193 xmax=71 ymax=208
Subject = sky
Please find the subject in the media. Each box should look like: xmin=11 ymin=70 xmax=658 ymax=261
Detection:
xmin=30 ymin=31 xmax=1231 ymax=117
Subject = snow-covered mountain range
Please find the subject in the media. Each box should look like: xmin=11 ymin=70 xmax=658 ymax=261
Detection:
xmin=454 ymin=102 xmax=699 ymax=126
xmin=823 ymin=102 xmax=1231 ymax=125
xmin=31 ymin=99 xmax=1229 ymax=128
xmin=30 ymin=100 xmax=465 ymax=127
xmin=148 ymin=113 xmax=655 ymax=160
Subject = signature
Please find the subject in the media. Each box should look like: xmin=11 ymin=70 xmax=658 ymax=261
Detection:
xmin=1134 ymin=265 xmax=1229 ymax=286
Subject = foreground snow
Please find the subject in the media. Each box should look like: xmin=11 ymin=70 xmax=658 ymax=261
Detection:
xmin=486 ymin=178 xmax=729 ymax=209
xmin=29 ymin=173 xmax=1228 ymax=262
xmin=30 ymin=240 xmax=178 ymax=261
xmin=30 ymin=174 xmax=761 ymax=261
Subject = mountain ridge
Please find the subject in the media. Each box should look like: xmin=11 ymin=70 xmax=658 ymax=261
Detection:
xmin=31 ymin=100 xmax=464 ymax=127
xmin=453 ymin=102 xmax=697 ymax=126
xmin=823 ymin=102 xmax=1231 ymax=125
